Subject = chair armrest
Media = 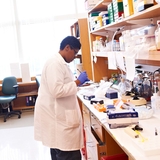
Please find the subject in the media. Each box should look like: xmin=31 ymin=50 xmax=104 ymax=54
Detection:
xmin=13 ymin=84 xmax=19 ymax=98
xmin=13 ymin=84 xmax=19 ymax=88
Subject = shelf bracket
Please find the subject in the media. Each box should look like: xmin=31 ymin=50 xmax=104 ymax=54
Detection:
xmin=126 ymin=18 xmax=155 ymax=26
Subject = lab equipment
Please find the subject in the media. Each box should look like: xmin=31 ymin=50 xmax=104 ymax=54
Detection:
xmin=106 ymin=109 xmax=139 ymax=129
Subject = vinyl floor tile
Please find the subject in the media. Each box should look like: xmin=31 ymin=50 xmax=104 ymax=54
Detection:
xmin=0 ymin=111 xmax=86 ymax=160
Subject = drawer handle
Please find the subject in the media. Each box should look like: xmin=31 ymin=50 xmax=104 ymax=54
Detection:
xmin=82 ymin=110 xmax=87 ymax=114
xmin=91 ymin=115 xmax=96 ymax=119
xmin=88 ymin=144 xmax=96 ymax=147
xmin=86 ymin=141 xmax=93 ymax=143
xmin=92 ymin=126 xmax=98 ymax=129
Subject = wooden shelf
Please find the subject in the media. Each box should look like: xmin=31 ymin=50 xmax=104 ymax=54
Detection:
xmin=87 ymin=3 xmax=160 ymax=80
xmin=70 ymin=19 xmax=93 ymax=80
xmin=90 ymin=4 xmax=160 ymax=34
xmin=0 ymin=78 xmax=38 ymax=111
xmin=70 ymin=21 xmax=80 ymax=38
xmin=0 ymin=80 xmax=36 ymax=91
xmin=18 ymin=81 xmax=36 ymax=86
xmin=17 ymin=90 xmax=37 ymax=97
xmin=13 ymin=106 xmax=34 ymax=110
xmin=13 ymin=81 xmax=38 ymax=111
xmin=88 ymin=0 xmax=112 ymax=13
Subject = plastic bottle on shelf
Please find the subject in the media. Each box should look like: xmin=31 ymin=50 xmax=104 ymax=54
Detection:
xmin=155 ymin=20 xmax=160 ymax=51
xmin=95 ymin=36 xmax=101 ymax=52
xmin=151 ymin=93 xmax=160 ymax=114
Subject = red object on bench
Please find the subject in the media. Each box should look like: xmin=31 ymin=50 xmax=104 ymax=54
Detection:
xmin=101 ymin=153 xmax=128 ymax=160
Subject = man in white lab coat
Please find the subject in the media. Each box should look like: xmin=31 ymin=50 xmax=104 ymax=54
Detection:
xmin=34 ymin=36 xmax=89 ymax=160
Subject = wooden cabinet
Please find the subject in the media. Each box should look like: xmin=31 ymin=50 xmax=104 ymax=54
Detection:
xmin=82 ymin=103 xmax=126 ymax=160
xmin=12 ymin=81 xmax=38 ymax=110
xmin=87 ymin=2 xmax=160 ymax=81
xmin=82 ymin=104 xmax=107 ymax=160
xmin=70 ymin=19 xmax=93 ymax=80
xmin=77 ymin=3 xmax=160 ymax=160
xmin=0 ymin=79 xmax=38 ymax=111
xmin=85 ymin=127 xmax=107 ymax=160
xmin=91 ymin=113 xmax=105 ymax=142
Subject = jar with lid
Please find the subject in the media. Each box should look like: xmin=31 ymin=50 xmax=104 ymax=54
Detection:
xmin=155 ymin=20 xmax=160 ymax=51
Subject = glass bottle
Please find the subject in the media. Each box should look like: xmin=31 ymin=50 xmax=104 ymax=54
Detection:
xmin=155 ymin=20 xmax=160 ymax=51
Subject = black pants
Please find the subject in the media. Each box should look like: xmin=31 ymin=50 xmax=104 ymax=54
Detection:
xmin=50 ymin=148 xmax=81 ymax=160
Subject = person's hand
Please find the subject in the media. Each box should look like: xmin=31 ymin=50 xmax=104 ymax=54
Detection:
xmin=77 ymin=71 xmax=89 ymax=86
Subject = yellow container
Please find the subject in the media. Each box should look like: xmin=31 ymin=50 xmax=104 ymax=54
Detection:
xmin=94 ymin=16 xmax=102 ymax=21
xmin=97 ymin=19 xmax=103 ymax=27
xmin=123 ymin=0 xmax=134 ymax=17
xmin=112 ymin=0 xmax=123 ymax=3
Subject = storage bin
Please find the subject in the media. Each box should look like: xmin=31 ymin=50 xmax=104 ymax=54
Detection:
xmin=101 ymin=153 xmax=128 ymax=160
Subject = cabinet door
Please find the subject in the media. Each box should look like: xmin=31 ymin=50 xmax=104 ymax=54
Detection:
xmin=91 ymin=113 xmax=105 ymax=142
xmin=78 ymin=18 xmax=93 ymax=80
xmin=82 ymin=104 xmax=91 ymax=129
xmin=85 ymin=127 xmax=107 ymax=160
xmin=85 ymin=127 xmax=98 ymax=160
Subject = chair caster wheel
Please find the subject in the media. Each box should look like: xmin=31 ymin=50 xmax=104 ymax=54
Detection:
xmin=18 ymin=115 xmax=21 ymax=119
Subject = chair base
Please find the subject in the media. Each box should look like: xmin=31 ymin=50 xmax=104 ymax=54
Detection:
xmin=4 ymin=110 xmax=21 ymax=122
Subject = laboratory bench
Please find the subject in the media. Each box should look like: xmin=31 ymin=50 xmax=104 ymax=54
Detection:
xmin=77 ymin=84 xmax=160 ymax=160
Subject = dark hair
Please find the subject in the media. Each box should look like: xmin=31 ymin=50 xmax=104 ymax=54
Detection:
xmin=60 ymin=36 xmax=81 ymax=50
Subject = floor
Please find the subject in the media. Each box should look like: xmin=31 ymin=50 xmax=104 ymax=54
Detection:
xmin=0 ymin=110 xmax=51 ymax=160
xmin=0 ymin=110 xmax=85 ymax=160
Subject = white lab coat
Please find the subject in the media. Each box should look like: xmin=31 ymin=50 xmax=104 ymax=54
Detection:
xmin=34 ymin=53 xmax=84 ymax=150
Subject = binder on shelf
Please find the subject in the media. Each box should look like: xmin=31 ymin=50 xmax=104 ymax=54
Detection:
xmin=26 ymin=95 xmax=37 ymax=106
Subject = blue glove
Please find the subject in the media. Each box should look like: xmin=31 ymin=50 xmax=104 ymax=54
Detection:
xmin=77 ymin=71 xmax=89 ymax=86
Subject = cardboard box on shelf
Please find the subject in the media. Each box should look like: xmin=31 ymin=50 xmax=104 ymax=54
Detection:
xmin=84 ymin=0 xmax=100 ymax=10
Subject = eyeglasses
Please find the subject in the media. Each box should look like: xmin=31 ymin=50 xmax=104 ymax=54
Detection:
xmin=69 ymin=45 xmax=79 ymax=56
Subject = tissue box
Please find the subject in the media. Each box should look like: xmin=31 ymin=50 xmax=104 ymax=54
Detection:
xmin=105 ymin=90 xmax=118 ymax=99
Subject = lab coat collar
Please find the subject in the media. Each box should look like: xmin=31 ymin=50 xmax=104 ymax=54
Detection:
xmin=55 ymin=52 xmax=67 ymax=65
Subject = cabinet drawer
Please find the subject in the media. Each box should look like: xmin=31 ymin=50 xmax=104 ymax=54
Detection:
xmin=85 ymin=127 xmax=106 ymax=160
xmin=91 ymin=113 xmax=105 ymax=142
xmin=82 ymin=104 xmax=91 ymax=128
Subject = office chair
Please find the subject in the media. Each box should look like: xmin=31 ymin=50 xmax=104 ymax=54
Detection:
xmin=0 ymin=76 xmax=21 ymax=122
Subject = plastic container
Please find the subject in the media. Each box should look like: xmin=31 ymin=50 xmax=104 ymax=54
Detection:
xmin=151 ymin=93 xmax=160 ymax=114
xmin=155 ymin=20 xmax=160 ymax=51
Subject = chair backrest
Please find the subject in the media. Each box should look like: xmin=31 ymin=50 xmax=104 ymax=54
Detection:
xmin=2 ymin=76 xmax=18 ymax=95
xmin=35 ymin=75 xmax=41 ymax=88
